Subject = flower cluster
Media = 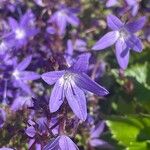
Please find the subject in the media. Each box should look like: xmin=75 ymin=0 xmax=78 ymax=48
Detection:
xmin=0 ymin=0 xmax=148 ymax=149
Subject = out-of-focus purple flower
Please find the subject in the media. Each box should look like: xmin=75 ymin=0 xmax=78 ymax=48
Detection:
xmin=65 ymin=39 xmax=87 ymax=65
xmin=89 ymin=121 xmax=111 ymax=148
xmin=0 ymin=148 xmax=14 ymax=150
xmin=43 ymin=135 xmax=79 ymax=150
xmin=125 ymin=0 xmax=139 ymax=16
xmin=28 ymin=139 xmax=42 ymax=150
xmin=106 ymin=0 xmax=118 ymax=7
xmin=92 ymin=15 xmax=146 ymax=69
xmin=11 ymin=56 xmax=40 ymax=94
xmin=11 ymin=95 xmax=33 ymax=111
xmin=0 ymin=108 xmax=6 ymax=128
xmin=49 ymin=6 xmax=80 ymax=35
xmin=8 ymin=10 xmax=38 ymax=48
xmin=42 ymin=53 xmax=108 ymax=121
xmin=34 ymin=0 xmax=46 ymax=7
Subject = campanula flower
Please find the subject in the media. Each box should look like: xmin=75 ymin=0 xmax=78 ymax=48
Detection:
xmin=43 ymin=135 xmax=79 ymax=150
xmin=92 ymin=15 xmax=146 ymax=69
xmin=89 ymin=121 xmax=112 ymax=148
xmin=125 ymin=0 xmax=139 ymax=16
xmin=42 ymin=53 xmax=108 ymax=121
xmin=8 ymin=10 xmax=38 ymax=48
xmin=12 ymin=56 xmax=40 ymax=94
xmin=49 ymin=6 xmax=79 ymax=35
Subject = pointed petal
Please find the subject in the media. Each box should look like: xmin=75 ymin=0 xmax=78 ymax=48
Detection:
xmin=92 ymin=31 xmax=119 ymax=50
xmin=90 ymin=139 xmax=108 ymax=147
xmin=66 ymin=82 xmax=87 ymax=121
xmin=131 ymin=4 xmax=139 ymax=16
xmin=75 ymin=73 xmax=109 ymax=96
xmin=115 ymin=39 xmax=130 ymax=69
xmin=59 ymin=135 xmax=79 ymax=150
xmin=126 ymin=35 xmax=143 ymax=52
xmin=125 ymin=16 xmax=146 ymax=33
xmin=25 ymin=126 xmax=36 ymax=138
xmin=66 ymin=39 xmax=73 ymax=56
xmin=42 ymin=71 xmax=65 ymax=85
xmin=8 ymin=17 xmax=18 ymax=30
xmin=49 ymin=78 xmax=65 ymax=112
xmin=66 ymin=14 xmax=79 ymax=27
xmin=19 ymin=71 xmax=40 ymax=80
xmin=70 ymin=53 xmax=91 ymax=73
xmin=107 ymin=15 xmax=124 ymax=30
xmin=16 ymin=56 xmax=32 ymax=71
xmin=43 ymin=137 xmax=60 ymax=150
xmin=16 ymin=80 xmax=32 ymax=94
xmin=91 ymin=121 xmax=105 ymax=138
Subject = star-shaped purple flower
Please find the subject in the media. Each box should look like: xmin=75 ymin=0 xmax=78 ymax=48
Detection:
xmin=92 ymin=15 xmax=146 ymax=69
xmin=8 ymin=10 xmax=38 ymax=48
xmin=12 ymin=56 xmax=40 ymax=94
xmin=42 ymin=53 xmax=108 ymax=121
xmin=49 ymin=6 xmax=79 ymax=35
xmin=89 ymin=121 xmax=112 ymax=148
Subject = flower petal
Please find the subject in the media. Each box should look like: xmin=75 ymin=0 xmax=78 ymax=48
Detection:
xmin=91 ymin=121 xmax=105 ymax=138
xmin=16 ymin=56 xmax=32 ymax=71
xmin=115 ymin=39 xmax=130 ymax=69
xmin=106 ymin=0 xmax=118 ymax=7
xmin=42 ymin=71 xmax=65 ymax=85
xmin=43 ymin=136 xmax=60 ymax=150
xmin=66 ymin=81 xmax=87 ymax=121
xmin=75 ymin=73 xmax=109 ymax=96
xmin=90 ymin=139 xmax=108 ymax=147
xmin=19 ymin=71 xmax=40 ymax=80
xmin=126 ymin=35 xmax=143 ymax=52
xmin=49 ymin=78 xmax=65 ymax=112
xmin=107 ymin=15 xmax=124 ymax=30
xmin=92 ymin=31 xmax=119 ymax=50
xmin=125 ymin=16 xmax=146 ymax=33
xmin=66 ymin=14 xmax=79 ymax=27
xmin=59 ymin=135 xmax=79 ymax=150
xmin=25 ymin=126 xmax=36 ymax=138
xmin=70 ymin=53 xmax=91 ymax=73
xmin=8 ymin=17 xmax=18 ymax=30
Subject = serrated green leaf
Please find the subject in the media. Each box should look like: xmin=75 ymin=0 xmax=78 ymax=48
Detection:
xmin=125 ymin=62 xmax=150 ymax=90
xmin=106 ymin=115 xmax=150 ymax=150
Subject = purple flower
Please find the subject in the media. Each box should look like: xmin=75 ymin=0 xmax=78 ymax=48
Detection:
xmin=43 ymin=135 xmax=79 ymax=150
xmin=92 ymin=15 xmax=146 ymax=69
xmin=125 ymin=0 xmax=139 ymax=16
xmin=49 ymin=6 xmax=79 ymax=35
xmin=89 ymin=121 xmax=111 ymax=148
xmin=12 ymin=56 xmax=40 ymax=94
xmin=0 ymin=148 xmax=14 ymax=150
xmin=42 ymin=53 xmax=108 ymax=121
xmin=8 ymin=10 xmax=38 ymax=48
xmin=11 ymin=95 xmax=33 ymax=111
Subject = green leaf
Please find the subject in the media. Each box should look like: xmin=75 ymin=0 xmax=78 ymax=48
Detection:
xmin=125 ymin=62 xmax=150 ymax=90
xmin=106 ymin=115 xmax=150 ymax=150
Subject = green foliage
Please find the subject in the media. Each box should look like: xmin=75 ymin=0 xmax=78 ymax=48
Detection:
xmin=106 ymin=115 xmax=150 ymax=150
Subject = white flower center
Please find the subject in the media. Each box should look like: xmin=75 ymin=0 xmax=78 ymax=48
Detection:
xmin=12 ymin=69 xmax=20 ymax=80
xmin=15 ymin=28 xmax=26 ymax=40
xmin=119 ymin=28 xmax=129 ymax=40
xmin=0 ymin=41 xmax=7 ymax=52
xmin=59 ymin=72 xmax=76 ymax=87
